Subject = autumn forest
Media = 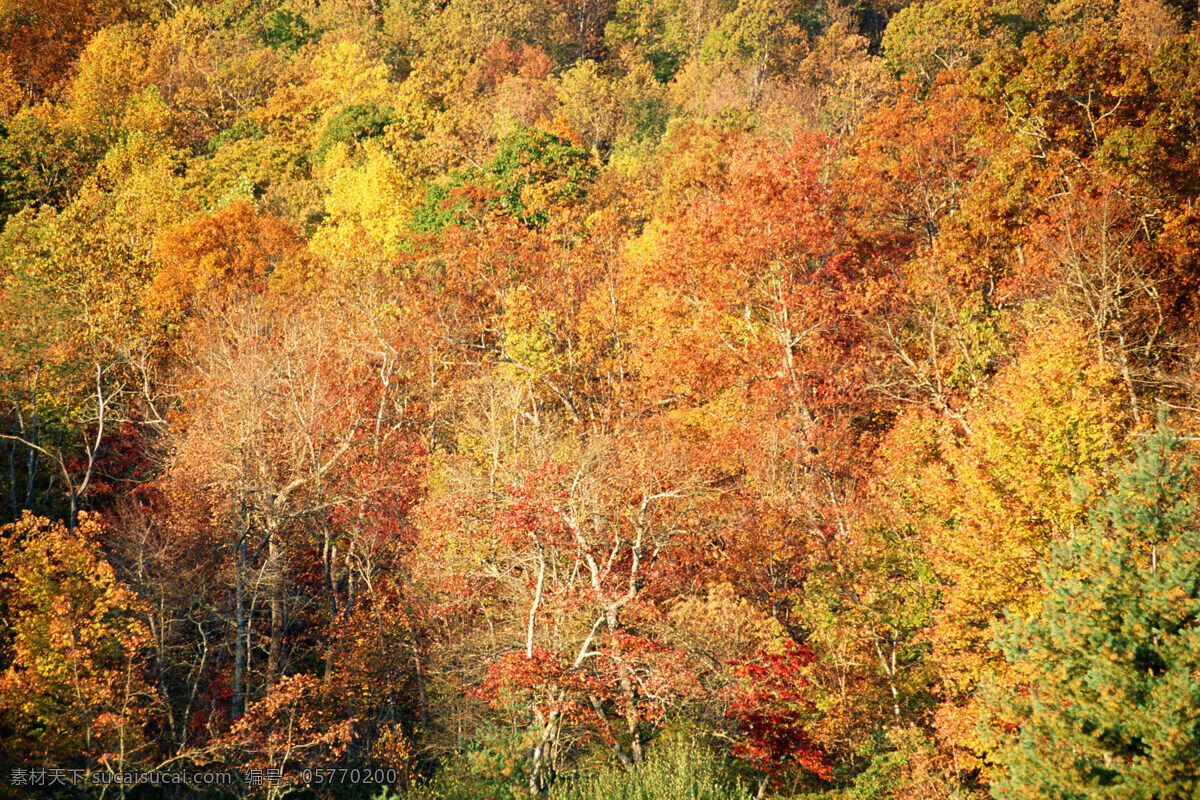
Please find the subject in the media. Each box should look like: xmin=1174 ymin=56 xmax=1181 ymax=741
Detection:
xmin=1 ymin=0 xmax=1199 ymax=796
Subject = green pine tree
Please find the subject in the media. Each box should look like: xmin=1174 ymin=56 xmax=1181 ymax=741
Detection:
xmin=983 ymin=418 xmax=1200 ymax=799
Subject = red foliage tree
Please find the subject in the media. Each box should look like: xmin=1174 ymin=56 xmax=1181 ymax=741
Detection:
xmin=727 ymin=640 xmax=831 ymax=792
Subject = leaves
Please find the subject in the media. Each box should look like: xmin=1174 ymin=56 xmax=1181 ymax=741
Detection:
xmin=2 ymin=3 xmax=1200 ymax=798
xmin=984 ymin=421 xmax=1200 ymax=798
xmin=0 ymin=513 xmax=154 ymax=768
xmin=727 ymin=640 xmax=830 ymax=784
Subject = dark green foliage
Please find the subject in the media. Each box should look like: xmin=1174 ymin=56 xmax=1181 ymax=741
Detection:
xmin=408 ymin=181 xmax=468 ymax=235
xmin=0 ymin=112 xmax=101 ymax=218
xmin=207 ymin=118 xmax=265 ymax=153
xmin=845 ymin=727 xmax=952 ymax=800
xmin=313 ymin=103 xmax=395 ymax=164
xmin=645 ymin=48 xmax=685 ymax=84
xmin=985 ymin=419 xmax=1200 ymax=799
xmin=425 ymin=727 xmax=535 ymax=800
xmin=261 ymin=9 xmax=313 ymax=52
xmin=409 ymin=126 xmax=596 ymax=233
xmin=486 ymin=127 xmax=597 ymax=227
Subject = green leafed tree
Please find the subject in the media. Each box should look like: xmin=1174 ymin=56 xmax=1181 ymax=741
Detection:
xmin=984 ymin=418 xmax=1200 ymax=799
xmin=410 ymin=125 xmax=596 ymax=233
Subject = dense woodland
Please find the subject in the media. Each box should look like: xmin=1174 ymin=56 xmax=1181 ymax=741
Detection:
xmin=1 ymin=0 xmax=1200 ymax=797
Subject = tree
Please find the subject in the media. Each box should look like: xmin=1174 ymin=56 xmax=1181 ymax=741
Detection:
xmin=893 ymin=317 xmax=1130 ymax=766
xmin=550 ymin=0 xmax=616 ymax=61
xmin=603 ymin=0 xmax=693 ymax=81
xmin=698 ymin=0 xmax=809 ymax=107
xmin=1030 ymin=175 xmax=1165 ymax=426
xmin=557 ymin=60 xmax=622 ymax=157
xmin=726 ymin=639 xmax=831 ymax=796
xmin=880 ymin=0 xmax=1026 ymax=84
xmin=0 ymin=105 xmax=102 ymax=217
xmin=0 ymin=0 xmax=148 ymax=103
xmin=0 ymin=135 xmax=183 ymax=530
xmin=984 ymin=419 xmax=1200 ymax=799
xmin=145 ymin=7 xmax=283 ymax=153
xmin=437 ymin=449 xmax=710 ymax=793
xmin=207 ymin=675 xmax=354 ymax=800
xmin=839 ymin=76 xmax=983 ymax=261
xmin=147 ymin=201 xmax=304 ymax=333
xmin=0 ymin=513 xmax=155 ymax=777
xmin=168 ymin=287 xmax=426 ymax=727
xmin=66 ymin=23 xmax=149 ymax=145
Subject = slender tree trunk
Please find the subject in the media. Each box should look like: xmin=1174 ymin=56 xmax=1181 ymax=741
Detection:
xmin=24 ymin=415 xmax=37 ymax=510
xmin=588 ymin=695 xmax=635 ymax=772
xmin=323 ymin=531 xmax=338 ymax=684
xmin=626 ymin=699 xmax=644 ymax=767
xmin=7 ymin=437 xmax=17 ymax=518
xmin=528 ymin=708 xmax=560 ymax=796
xmin=233 ymin=535 xmax=248 ymax=718
xmin=21 ymin=383 xmax=40 ymax=512
xmin=267 ymin=536 xmax=284 ymax=690
xmin=414 ymin=654 xmax=428 ymax=729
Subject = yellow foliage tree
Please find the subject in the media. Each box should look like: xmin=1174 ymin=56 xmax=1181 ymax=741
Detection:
xmin=0 ymin=513 xmax=155 ymax=773
xmin=67 ymin=23 xmax=149 ymax=145
xmin=881 ymin=315 xmax=1132 ymax=766
xmin=312 ymin=140 xmax=420 ymax=259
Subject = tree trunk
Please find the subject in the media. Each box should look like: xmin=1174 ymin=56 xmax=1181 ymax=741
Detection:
xmin=232 ymin=535 xmax=248 ymax=718
xmin=267 ymin=536 xmax=284 ymax=690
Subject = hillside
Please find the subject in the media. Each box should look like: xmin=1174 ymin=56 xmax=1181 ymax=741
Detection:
xmin=2 ymin=0 xmax=1200 ymax=797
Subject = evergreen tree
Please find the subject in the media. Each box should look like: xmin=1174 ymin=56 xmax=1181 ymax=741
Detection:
xmin=985 ymin=418 xmax=1200 ymax=799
